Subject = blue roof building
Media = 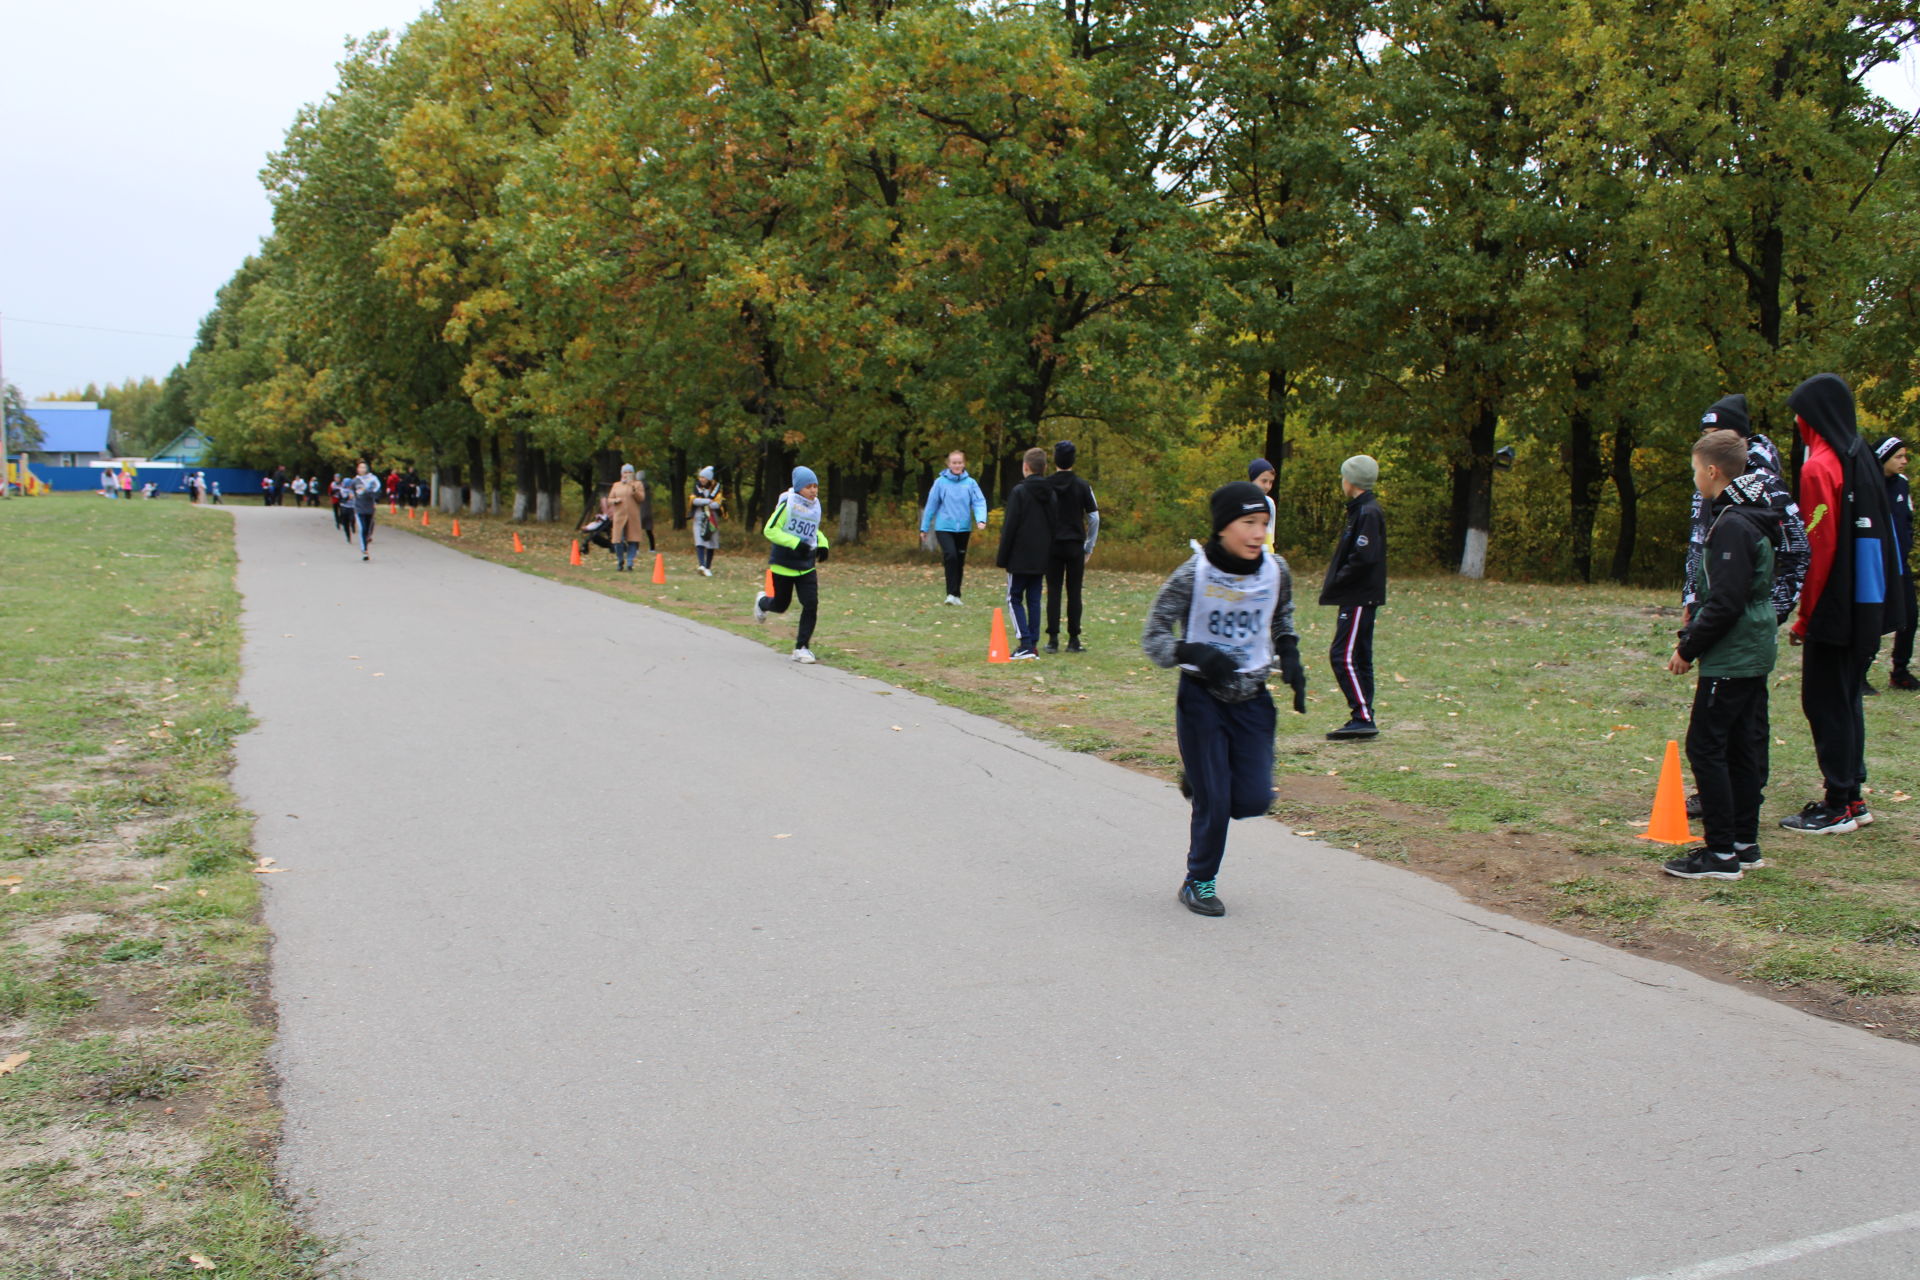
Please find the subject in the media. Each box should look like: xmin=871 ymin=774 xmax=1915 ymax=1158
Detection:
xmin=18 ymin=402 xmax=113 ymax=467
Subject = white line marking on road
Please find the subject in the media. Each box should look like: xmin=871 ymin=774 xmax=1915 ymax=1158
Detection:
xmin=1622 ymin=1208 xmax=1920 ymax=1279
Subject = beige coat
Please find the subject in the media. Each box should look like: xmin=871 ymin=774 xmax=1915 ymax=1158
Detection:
xmin=605 ymin=478 xmax=648 ymax=543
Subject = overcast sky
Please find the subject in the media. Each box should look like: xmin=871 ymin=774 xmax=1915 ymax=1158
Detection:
xmin=2 ymin=6 xmax=1916 ymax=400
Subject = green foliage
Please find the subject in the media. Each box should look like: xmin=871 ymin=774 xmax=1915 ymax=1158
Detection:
xmin=169 ymin=0 xmax=1920 ymax=572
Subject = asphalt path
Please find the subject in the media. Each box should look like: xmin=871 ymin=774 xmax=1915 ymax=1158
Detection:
xmin=226 ymin=505 xmax=1920 ymax=1280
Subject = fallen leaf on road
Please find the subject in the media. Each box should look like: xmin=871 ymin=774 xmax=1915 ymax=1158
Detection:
xmin=1294 ymin=829 xmax=1317 ymax=837
xmin=348 ymin=655 xmax=361 ymax=660
xmin=257 ymin=857 xmax=275 ymax=867
xmin=251 ymin=867 xmax=289 ymax=875
xmin=373 ymin=673 xmax=385 ymax=678
xmin=774 ymin=833 xmax=792 ymax=839
xmin=0 ymin=1052 xmax=29 ymax=1075
xmin=890 ymin=725 xmax=902 ymax=732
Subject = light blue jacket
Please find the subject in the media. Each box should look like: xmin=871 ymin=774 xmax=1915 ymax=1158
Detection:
xmin=921 ymin=470 xmax=989 ymax=532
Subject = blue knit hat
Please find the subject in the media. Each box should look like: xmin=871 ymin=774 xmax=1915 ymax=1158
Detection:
xmin=1248 ymin=458 xmax=1275 ymax=482
xmin=792 ymin=466 xmax=818 ymax=490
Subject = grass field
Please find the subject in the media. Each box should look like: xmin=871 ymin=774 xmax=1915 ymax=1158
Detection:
xmin=0 ymin=496 xmax=322 ymax=1279
xmin=402 ymin=506 xmax=1920 ymax=1036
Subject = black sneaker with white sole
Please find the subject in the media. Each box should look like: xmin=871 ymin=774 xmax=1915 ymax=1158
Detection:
xmin=1850 ymin=801 xmax=1874 ymax=828
xmin=1779 ymin=800 xmax=1857 ymax=834
xmin=1663 ymin=848 xmax=1744 ymax=880
xmin=1733 ymin=844 xmax=1766 ymax=870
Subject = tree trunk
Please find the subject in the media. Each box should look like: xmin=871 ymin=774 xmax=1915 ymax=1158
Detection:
xmin=669 ymin=447 xmax=687 ymax=531
xmin=1566 ymin=369 xmax=1604 ymax=583
xmin=1610 ymin=420 xmax=1639 ymax=583
xmin=1454 ymin=402 xmax=1497 ymax=579
xmin=1263 ymin=364 xmax=1288 ymax=488
xmin=466 ymin=436 xmax=487 ymax=514
xmin=512 ymin=431 xmax=533 ymax=522
xmin=577 ymin=461 xmax=596 ymax=523
xmin=489 ymin=433 xmax=503 ymax=515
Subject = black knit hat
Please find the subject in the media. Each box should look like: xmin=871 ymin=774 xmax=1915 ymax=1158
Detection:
xmin=1877 ymin=435 xmax=1907 ymax=463
xmin=1054 ymin=440 xmax=1076 ymax=469
xmin=1699 ymin=394 xmax=1751 ymax=437
xmin=1210 ymin=481 xmax=1269 ymax=534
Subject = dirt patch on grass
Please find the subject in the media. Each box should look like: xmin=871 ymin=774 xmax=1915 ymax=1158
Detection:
xmin=1268 ymin=772 xmax=1920 ymax=1042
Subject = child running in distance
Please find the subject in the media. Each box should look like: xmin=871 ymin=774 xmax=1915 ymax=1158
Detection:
xmin=753 ymin=466 xmax=830 ymax=664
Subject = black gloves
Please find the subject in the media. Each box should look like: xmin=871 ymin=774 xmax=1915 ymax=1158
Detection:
xmin=813 ymin=546 xmax=829 ymax=563
xmin=1176 ymin=641 xmax=1239 ymax=685
xmin=1278 ymin=634 xmax=1307 ymax=713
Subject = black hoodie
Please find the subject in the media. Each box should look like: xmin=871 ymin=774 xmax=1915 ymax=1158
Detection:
xmin=1788 ymin=373 xmax=1909 ymax=651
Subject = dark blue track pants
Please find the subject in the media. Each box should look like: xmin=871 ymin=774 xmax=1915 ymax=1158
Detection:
xmin=1176 ymin=677 xmax=1276 ymax=884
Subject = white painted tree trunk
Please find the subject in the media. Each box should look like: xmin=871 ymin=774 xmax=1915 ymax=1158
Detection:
xmin=1459 ymin=526 xmax=1488 ymax=579
xmin=535 ymin=491 xmax=554 ymax=523
xmin=512 ymin=489 xmax=531 ymax=522
xmin=838 ymin=498 xmax=860 ymax=546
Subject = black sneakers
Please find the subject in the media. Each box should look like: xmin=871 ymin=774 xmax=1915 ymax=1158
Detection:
xmin=1179 ymin=880 xmax=1225 ymax=916
xmin=1066 ymin=638 xmax=1084 ymax=653
xmin=1044 ymin=640 xmax=1059 ymax=654
xmin=1850 ymin=800 xmax=1874 ymax=828
xmin=1326 ymin=718 xmax=1379 ymax=740
xmin=1891 ymin=669 xmax=1920 ymax=691
xmin=1779 ymin=800 xmax=1858 ymax=834
xmin=1663 ymin=848 xmax=1744 ymax=880
xmin=1734 ymin=844 xmax=1766 ymax=870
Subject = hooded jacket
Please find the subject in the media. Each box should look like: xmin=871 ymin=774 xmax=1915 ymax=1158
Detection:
xmin=995 ymin=473 xmax=1056 ymax=575
xmin=1041 ymin=468 xmax=1100 ymax=553
xmin=1789 ymin=373 xmax=1909 ymax=650
xmin=1677 ymin=473 xmax=1779 ymax=678
xmin=920 ymin=469 xmax=988 ymax=533
xmin=1683 ymin=394 xmax=1807 ymax=620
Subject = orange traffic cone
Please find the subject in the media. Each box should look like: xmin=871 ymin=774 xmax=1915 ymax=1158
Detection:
xmin=451 ymin=519 xmax=462 ymax=537
xmin=407 ymin=508 xmax=416 ymax=521
xmin=765 ymin=568 xmax=776 ymax=597
xmin=389 ymin=501 xmax=397 ymax=515
xmin=651 ymin=552 xmax=666 ymax=583
xmin=570 ymin=540 xmax=583 ymax=566
xmin=1637 ymin=739 xmax=1697 ymax=845
xmin=512 ymin=531 xmax=525 ymax=553
xmin=987 ymin=608 xmax=1011 ymax=663
xmin=422 ymin=511 xmax=431 ymax=527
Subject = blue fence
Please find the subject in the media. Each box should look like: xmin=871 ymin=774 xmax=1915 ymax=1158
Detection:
xmin=25 ymin=466 xmax=269 ymax=496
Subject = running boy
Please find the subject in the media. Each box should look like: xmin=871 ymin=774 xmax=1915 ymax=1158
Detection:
xmin=752 ymin=465 xmax=830 ymax=664
xmin=1143 ymin=481 xmax=1305 ymax=917
xmin=1320 ymin=455 xmax=1385 ymax=740
xmin=1662 ymin=430 xmax=1781 ymax=880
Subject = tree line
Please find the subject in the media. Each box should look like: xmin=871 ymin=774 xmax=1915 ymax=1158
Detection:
xmin=165 ymin=0 xmax=1919 ymax=581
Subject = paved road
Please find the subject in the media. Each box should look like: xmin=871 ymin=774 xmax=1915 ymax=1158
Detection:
xmin=228 ymin=506 xmax=1920 ymax=1280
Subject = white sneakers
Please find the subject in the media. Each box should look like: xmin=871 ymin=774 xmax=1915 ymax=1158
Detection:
xmin=751 ymin=592 xmax=767 ymax=624
xmin=943 ymin=594 xmax=964 ymax=606
xmin=699 ymin=565 xmax=713 ymax=577
xmin=792 ymin=647 xmax=817 ymax=664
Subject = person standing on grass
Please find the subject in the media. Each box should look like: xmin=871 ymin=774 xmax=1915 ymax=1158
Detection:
xmin=605 ymin=464 xmax=648 ymax=572
xmin=1248 ymin=458 xmax=1278 ymax=553
xmin=1042 ymin=441 xmax=1099 ymax=653
xmin=995 ymin=447 xmax=1055 ymax=660
xmin=1780 ymin=373 xmax=1910 ymax=834
xmin=752 ymin=465 xmax=830 ymax=664
xmin=1142 ymin=481 xmax=1304 ymax=917
xmin=635 ymin=470 xmax=657 ymax=553
xmin=1662 ymin=430 xmax=1780 ymax=881
xmin=690 ymin=466 xmax=724 ymax=576
xmin=1874 ymin=437 xmax=1915 ymax=692
xmin=920 ymin=450 xmax=988 ymax=605
xmin=347 ymin=461 xmax=381 ymax=560
xmin=1320 ymin=454 xmax=1386 ymax=740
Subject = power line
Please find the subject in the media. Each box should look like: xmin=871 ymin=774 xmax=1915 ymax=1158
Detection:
xmin=5 ymin=316 xmax=196 ymax=341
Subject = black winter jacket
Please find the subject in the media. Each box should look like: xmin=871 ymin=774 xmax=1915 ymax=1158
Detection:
xmin=1319 ymin=490 xmax=1386 ymax=606
xmin=996 ymin=475 xmax=1056 ymax=575
xmin=1677 ymin=473 xmax=1779 ymax=677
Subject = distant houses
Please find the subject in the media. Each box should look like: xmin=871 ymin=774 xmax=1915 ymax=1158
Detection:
xmin=14 ymin=401 xmax=113 ymax=468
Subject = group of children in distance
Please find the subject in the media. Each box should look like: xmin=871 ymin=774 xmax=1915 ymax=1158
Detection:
xmin=1662 ymin=373 xmax=1911 ymax=881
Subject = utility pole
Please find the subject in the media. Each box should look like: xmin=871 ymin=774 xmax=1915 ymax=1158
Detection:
xmin=1 ymin=312 xmax=12 ymax=499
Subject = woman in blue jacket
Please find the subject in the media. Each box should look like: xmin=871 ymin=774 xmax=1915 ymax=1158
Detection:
xmin=920 ymin=450 xmax=989 ymax=605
